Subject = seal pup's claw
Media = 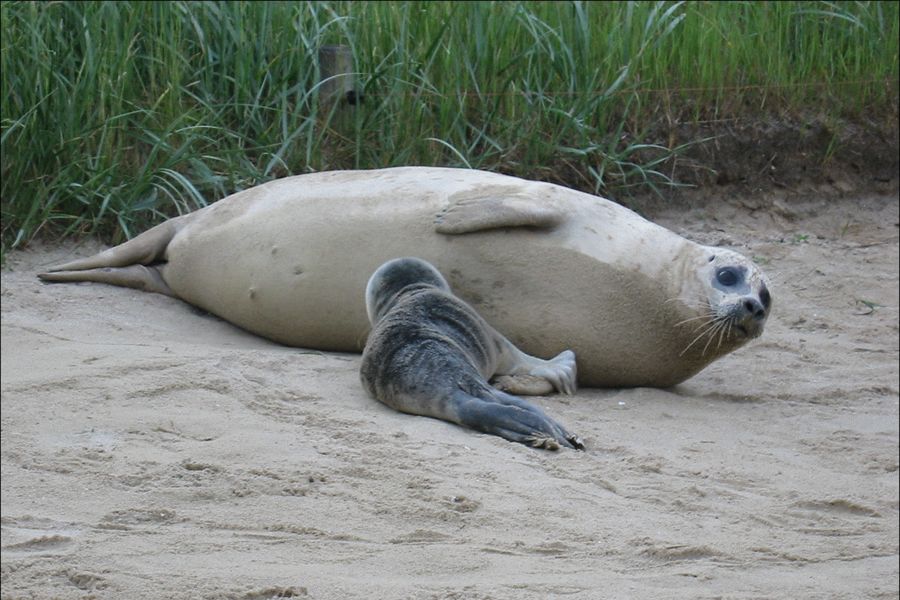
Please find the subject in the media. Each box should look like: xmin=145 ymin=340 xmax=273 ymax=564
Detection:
xmin=567 ymin=434 xmax=586 ymax=451
xmin=525 ymin=434 xmax=561 ymax=450
xmin=524 ymin=431 xmax=584 ymax=451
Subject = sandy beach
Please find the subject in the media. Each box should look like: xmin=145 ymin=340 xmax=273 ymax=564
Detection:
xmin=2 ymin=192 xmax=897 ymax=599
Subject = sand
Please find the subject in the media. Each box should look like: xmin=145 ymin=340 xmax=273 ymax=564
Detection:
xmin=1 ymin=193 xmax=897 ymax=600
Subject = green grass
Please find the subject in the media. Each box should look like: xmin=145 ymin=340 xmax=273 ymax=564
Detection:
xmin=2 ymin=1 xmax=897 ymax=251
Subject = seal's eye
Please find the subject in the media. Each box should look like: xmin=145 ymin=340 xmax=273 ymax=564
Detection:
xmin=708 ymin=255 xmax=715 ymax=262
xmin=716 ymin=267 xmax=740 ymax=287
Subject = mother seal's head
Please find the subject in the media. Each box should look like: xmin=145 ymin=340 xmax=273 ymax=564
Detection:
xmin=678 ymin=247 xmax=771 ymax=357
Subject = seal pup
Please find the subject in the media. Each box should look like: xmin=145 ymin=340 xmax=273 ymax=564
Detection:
xmin=360 ymin=257 xmax=583 ymax=450
xmin=38 ymin=166 xmax=771 ymax=387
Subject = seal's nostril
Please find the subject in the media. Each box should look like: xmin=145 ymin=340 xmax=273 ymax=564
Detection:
xmin=743 ymin=298 xmax=766 ymax=321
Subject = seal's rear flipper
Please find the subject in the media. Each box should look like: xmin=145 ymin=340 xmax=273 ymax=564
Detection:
xmin=36 ymin=217 xmax=188 ymax=294
xmin=39 ymin=217 xmax=186 ymax=274
xmin=434 ymin=186 xmax=566 ymax=234
xmin=38 ymin=265 xmax=175 ymax=296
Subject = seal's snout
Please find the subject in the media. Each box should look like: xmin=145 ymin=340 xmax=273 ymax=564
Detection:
xmin=743 ymin=297 xmax=767 ymax=321
xmin=731 ymin=294 xmax=768 ymax=339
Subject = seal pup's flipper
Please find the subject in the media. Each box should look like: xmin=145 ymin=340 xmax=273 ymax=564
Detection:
xmin=434 ymin=187 xmax=566 ymax=234
xmin=37 ymin=217 xmax=186 ymax=295
xmin=451 ymin=389 xmax=584 ymax=450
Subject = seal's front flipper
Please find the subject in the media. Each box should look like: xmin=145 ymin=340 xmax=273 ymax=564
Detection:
xmin=526 ymin=350 xmax=577 ymax=394
xmin=434 ymin=186 xmax=566 ymax=234
xmin=38 ymin=265 xmax=175 ymax=296
xmin=494 ymin=346 xmax=577 ymax=395
xmin=452 ymin=390 xmax=583 ymax=450
xmin=492 ymin=374 xmax=555 ymax=396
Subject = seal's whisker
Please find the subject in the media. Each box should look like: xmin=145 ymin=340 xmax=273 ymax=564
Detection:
xmin=713 ymin=317 xmax=732 ymax=352
xmin=714 ymin=316 xmax=732 ymax=351
xmin=700 ymin=318 xmax=722 ymax=356
xmin=674 ymin=313 xmax=717 ymax=328
xmin=666 ymin=296 xmax=708 ymax=311
xmin=680 ymin=318 xmax=722 ymax=356
xmin=687 ymin=316 xmax=717 ymax=336
xmin=664 ymin=296 xmax=692 ymax=305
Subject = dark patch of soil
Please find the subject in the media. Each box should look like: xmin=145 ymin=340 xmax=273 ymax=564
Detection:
xmin=630 ymin=113 xmax=898 ymax=209
xmin=676 ymin=114 xmax=896 ymax=190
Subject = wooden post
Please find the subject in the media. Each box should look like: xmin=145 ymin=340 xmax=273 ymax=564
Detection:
xmin=318 ymin=44 xmax=356 ymax=105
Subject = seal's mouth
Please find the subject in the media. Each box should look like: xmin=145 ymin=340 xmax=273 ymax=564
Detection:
xmin=731 ymin=317 xmax=766 ymax=340
xmin=726 ymin=295 xmax=768 ymax=340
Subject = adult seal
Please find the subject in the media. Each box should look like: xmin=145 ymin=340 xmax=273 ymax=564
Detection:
xmin=360 ymin=257 xmax=582 ymax=450
xmin=38 ymin=166 xmax=772 ymax=387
